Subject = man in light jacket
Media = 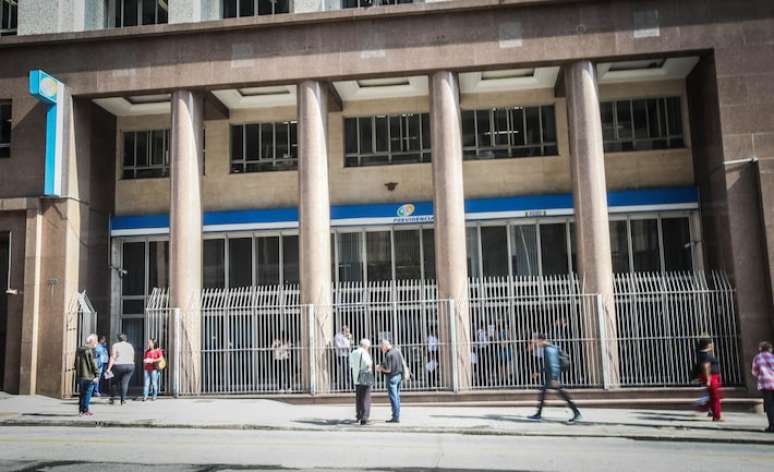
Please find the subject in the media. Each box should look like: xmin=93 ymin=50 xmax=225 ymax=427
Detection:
xmin=350 ymin=338 xmax=373 ymax=426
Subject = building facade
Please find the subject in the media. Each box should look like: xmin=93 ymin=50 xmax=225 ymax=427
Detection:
xmin=0 ymin=0 xmax=773 ymax=397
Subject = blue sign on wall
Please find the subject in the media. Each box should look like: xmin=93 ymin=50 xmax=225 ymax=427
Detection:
xmin=29 ymin=70 xmax=66 ymax=197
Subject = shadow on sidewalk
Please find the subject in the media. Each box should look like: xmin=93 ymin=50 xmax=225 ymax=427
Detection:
xmin=294 ymin=418 xmax=360 ymax=427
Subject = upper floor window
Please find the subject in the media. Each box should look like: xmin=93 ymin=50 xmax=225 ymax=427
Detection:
xmin=342 ymin=0 xmax=413 ymax=8
xmin=0 ymin=102 xmax=10 ymax=158
xmin=0 ymin=0 xmax=17 ymax=36
xmin=601 ymin=97 xmax=684 ymax=153
xmin=344 ymin=113 xmax=430 ymax=167
xmin=109 ymin=0 xmax=168 ymax=28
xmin=122 ymin=129 xmax=169 ymax=179
xmin=230 ymin=121 xmax=297 ymax=173
xmin=462 ymin=105 xmax=558 ymax=160
xmin=223 ymin=0 xmax=289 ymax=17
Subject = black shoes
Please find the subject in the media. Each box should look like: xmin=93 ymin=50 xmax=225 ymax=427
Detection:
xmin=567 ymin=413 xmax=582 ymax=424
xmin=386 ymin=418 xmax=400 ymax=423
xmin=527 ymin=414 xmax=542 ymax=422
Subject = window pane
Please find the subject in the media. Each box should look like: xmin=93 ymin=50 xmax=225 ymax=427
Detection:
xmin=275 ymin=122 xmax=289 ymax=159
xmin=0 ymin=104 xmax=11 ymax=150
xmin=282 ymin=235 xmax=299 ymax=284
xmin=475 ymin=110 xmax=490 ymax=148
xmin=229 ymin=238 xmax=253 ymax=288
xmin=422 ymin=228 xmax=435 ymax=280
xmin=406 ymin=114 xmax=420 ymax=151
xmin=616 ymin=101 xmax=633 ymax=140
xmin=632 ymin=99 xmax=649 ymax=140
xmin=135 ymin=131 xmax=148 ymax=167
xmin=630 ymin=219 xmax=660 ymax=272
xmin=466 ymin=227 xmax=480 ymax=278
xmin=241 ymin=124 xmax=257 ymax=160
xmin=258 ymin=0 xmax=273 ymax=15
xmin=510 ymin=107 xmax=525 ymax=147
xmin=123 ymin=0 xmax=139 ymax=26
xmin=662 ymin=218 xmax=693 ymax=272
xmin=600 ymin=102 xmax=615 ymax=142
xmin=337 ymin=232 xmax=363 ymax=282
xmin=389 ymin=115 xmax=403 ymax=152
xmin=230 ymin=125 xmax=243 ymax=162
xmin=493 ymin=109 xmax=509 ymax=146
xmin=481 ymin=226 xmax=509 ymax=277
xmin=123 ymin=132 xmax=135 ymax=168
xmin=525 ymin=106 xmax=541 ymax=145
xmin=666 ymin=97 xmax=683 ymax=137
xmin=148 ymin=240 xmax=168 ymax=289
xmin=374 ymin=116 xmax=388 ymax=153
xmin=223 ymin=0 xmax=238 ymax=17
xmin=157 ymin=0 xmax=168 ymax=23
xmin=359 ymin=117 xmax=372 ymax=154
xmin=421 ymin=113 xmax=430 ymax=150
xmin=510 ymin=225 xmax=538 ymax=276
xmin=255 ymin=236 xmax=280 ymax=285
xmin=394 ymin=230 xmax=421 ymax=280
xmin=203 ymin=239 xmax=226 ymax=289
xmin=289 ymin=121 xmax=298 ymax=159
xmin=275 ymin=0 xmax=289 ymax=13
xmin=609 ymin=220 xmax=630 ymax=273
xmin=150 ymin=129 xmax=165 ymax=166
xmin=540 ymin=223 xmax=569 ymax=275
xmin=260 ymin=123 xmax=274 ymax=160
xmin=122 ymin=242 xmax=146 ymax=296
xmin=462 ymin=110 xmax=476 ymax=147
xmin=344 ymin=118 xmax=358 ymax=155
xmin=366 ymin=231 xmax=392 ymax=281
xmin=541 ymin=106 xmax=556 ymax=144
xmin=141 ymin=0 xmax=157 ymax=24
xmin=240 ymin=0 xmax=255 ymax=16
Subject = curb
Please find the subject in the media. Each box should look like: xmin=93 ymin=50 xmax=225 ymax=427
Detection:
xmin=2 ymin=419 xmax=773 ymax=446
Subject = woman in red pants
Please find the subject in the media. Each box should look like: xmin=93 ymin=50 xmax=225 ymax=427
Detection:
xmin=696 ymin=338 xmax=723 ymax=421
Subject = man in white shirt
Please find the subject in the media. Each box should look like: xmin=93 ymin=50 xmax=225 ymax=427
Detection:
xmin=334 ymin=325 xmax=353 ymax=390
xmin=349 ymin=339 xmax=373 ymax=425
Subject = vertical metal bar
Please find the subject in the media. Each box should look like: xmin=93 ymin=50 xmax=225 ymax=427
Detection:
xmin=596 ymin=294 xmax=610 ymax=389
xmin=449 ymin=299 xmax=459 ymax=393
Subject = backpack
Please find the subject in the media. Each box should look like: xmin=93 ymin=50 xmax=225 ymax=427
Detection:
xmin=558 ymin=348 xmax=571 ymax=372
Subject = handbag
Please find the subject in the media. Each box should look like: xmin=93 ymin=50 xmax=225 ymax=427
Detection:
xmin=357 ymin=351 xmax=374 ymax=386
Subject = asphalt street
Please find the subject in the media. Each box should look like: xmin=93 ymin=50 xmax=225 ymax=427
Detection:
xmin=0 ymin=426 xmax=773 ymax=472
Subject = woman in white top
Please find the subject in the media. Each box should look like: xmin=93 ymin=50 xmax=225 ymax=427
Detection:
xmin=106 ymin=334 xmax=135 ymax=405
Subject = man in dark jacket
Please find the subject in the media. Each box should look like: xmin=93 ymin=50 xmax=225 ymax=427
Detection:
xmin=528 ymin=333 xmax=581 ymax=424
xmin=75 ymin=334 xmax=100 ymax=416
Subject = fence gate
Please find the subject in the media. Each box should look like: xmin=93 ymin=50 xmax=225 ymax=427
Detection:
xmin=63 ymin=291 xmax=97 ymax=398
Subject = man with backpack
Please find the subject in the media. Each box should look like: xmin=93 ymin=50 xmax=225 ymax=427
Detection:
xmin=528 ymin=333 xmax=582 ymax=424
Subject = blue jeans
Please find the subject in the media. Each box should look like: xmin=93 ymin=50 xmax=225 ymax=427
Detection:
xmin=93 ymin=363 xmax=106 ymax=395
xmin=143 ymin=370 xmax=159 ymax=400
xmin=386 ymin=374 xmax=402 ymax=421
xmin=78 ymin=379 xmax=95 ymax=413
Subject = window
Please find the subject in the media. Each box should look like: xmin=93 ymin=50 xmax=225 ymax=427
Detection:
xmin=481 ymin=226 xmax=509 ymax=277
xmin=223 ymin=0 xmax=289 ymax=17
xmin=466 ymin=227 xmax=480 ymax=278
xmin=601 ymin=97 xmax=684 ymax=152
xmin=229 ymin=238 xmax=253 ymax=288
xmin=282 ymin=235 xmax=299 ymax=284
xmin=539 ymin=223 xmax=569 ymax=275
xmin=203 ymin=239 xmax=226 ymax=289
xmin=366 ymin=231 xmax=392 ymax=282
xmin=342 ymin=0 xmax=413 ymax=8
xmin=462 ymin=105 xmax=558 ymax=160
xmin=230 ymin=122 xmax=297 ymax=173
xmin=344 ymin=113 xmax=431 ymax=167
xmin=394 ymin=230 xmax=421 ymax=280
xmin=148 ymin=240 xmax=169 ymax=290
xmin=255 ymin=236 xmax=280 ymax=285
xmin=337 ymin=232 xmax=364 ymax=282
xmin=0 ymin=102 xmax=9 ymax=158
xmin=120 ymin=241 xmax=146 ymax=315
xmin=0 ymin=0 xmax=17 ymax=36
xmin=609 ymin=220 xmax=630 ymax=273
xmin=510 ymin=225 xmax=538 ymax=276
xmin=422 ymin=229 xmax=436 ymax=280
xmin=122 ymin=129 xmax=169 ymax=179
xmin=630 ymin=219 xmax=660 ymax=272
xmin=661 ymin=217 xmax=693 ymax=272
xmin=110 ymin=0 xmax=168 ymax=27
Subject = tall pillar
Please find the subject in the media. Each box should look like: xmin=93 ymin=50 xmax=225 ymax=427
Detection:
xmin=169 ymin=90 xmax=204 ymax=395
xmin=565 ymin=61 xmax=619 ymax=387
xmin=297 ymin=80 xmax=333 ymax=393
xmin=430 ymin=71 xmax=471 ymax=391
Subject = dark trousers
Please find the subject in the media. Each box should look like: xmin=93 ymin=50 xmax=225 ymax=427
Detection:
xmin=111 ymin=364 xmax=134 ymax=403
xmin=762 ymin=389 xmax=774 ymax=430
xmin=536 ymin=382 xmax=580 ymax=416
xmin=355 ymin=384 xmax=371 ymax=423
xmin=78 ymin=379 xmax=95 ymax=413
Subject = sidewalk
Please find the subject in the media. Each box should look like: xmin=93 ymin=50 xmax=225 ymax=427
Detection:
xmin=1 ymin=393 xmax=771 ymax=445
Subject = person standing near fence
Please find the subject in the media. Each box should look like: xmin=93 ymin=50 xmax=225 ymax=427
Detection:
xmin=376 ymin=339 xmax=406 ymax=423
xmin=75 ymin=334 xmax=100 ymax=416
xmin=92 ymin=336 xmax=109 ymax=397
xmin=335 ymin=325 xmax=354 ymax=390
xmin=106 ymin=334 xmax=135 ymax=405
xmin=143 ymin=338 xmax=163 ymax=402
xmin=752 ymin=341 xmax=774 ymax=432
xmin=350 ymin=338 xmax=373 ymax=425
xmin=695 ymin=337 xmax=723 ymax=422
xmin=528 ymin=333 xmax=581 ymax=424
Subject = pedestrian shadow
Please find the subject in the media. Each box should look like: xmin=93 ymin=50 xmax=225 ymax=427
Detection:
xmin=294 ymin=418 xmax=360 ymax=427
xmin=21 ymin=413 xmax=81 ymax=418
xmin=635 ymin=412 xmax=709 ymax=423
xmin=431 ymin=413 xmax=596 ymax=427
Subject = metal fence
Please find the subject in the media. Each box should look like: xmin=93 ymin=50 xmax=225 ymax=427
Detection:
xmin=64 ymin=291 xmax=98 ymax=397
xmin=143 ymin=271 xmax=742 ymax=395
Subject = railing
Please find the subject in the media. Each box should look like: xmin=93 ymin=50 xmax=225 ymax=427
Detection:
xmin=143 ymin=271 xmax=742 ymax=395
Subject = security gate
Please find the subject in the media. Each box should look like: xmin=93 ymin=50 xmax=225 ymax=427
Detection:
xmin=63 ymin=291 xmax=97 ymax=398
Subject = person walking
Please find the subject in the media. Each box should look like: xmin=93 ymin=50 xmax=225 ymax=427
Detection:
xmin=75 ymin=334 xmax=100 ymax=416
xmin=527 ymin=333 xmax=581 ymax=424
xmin=92 ymin=336 xmax=109 ymax=397
xmin=106 ymin=333 xmax=135 ymax=405
xmin=695 ymin=337 xmax=723 ymax=421
xmin=349 ymin=338 xmax=374 ymax=425
xmin=142 ymin=338 xmax=163 ymax=402
xmin=376 ymin=339 xmax=406 ymax=423
xmin=334 ymin=325 xmax=354 ymax=390
xmin=752 ymin=341 xmax=774 ymax=433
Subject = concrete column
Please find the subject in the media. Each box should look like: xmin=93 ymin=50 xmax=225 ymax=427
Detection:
xmin=18 ymin=206 xmax=42 ymax=395
xmin=169 ymin=90 xmax=204 ymax=395
xmin=565 ymin=60 xmax=619 ymax=388
xmin=297 ymin=80 xmax=333 ymax=393
xmin=430 ymin=71 xmax=472 ymax=391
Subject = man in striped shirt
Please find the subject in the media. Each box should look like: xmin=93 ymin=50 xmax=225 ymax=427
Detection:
xmin=752 ymin=341 xmax=774 ymax=433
